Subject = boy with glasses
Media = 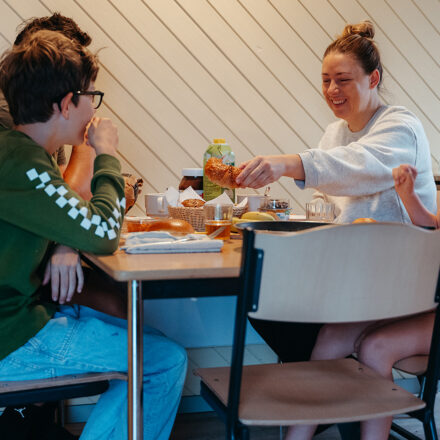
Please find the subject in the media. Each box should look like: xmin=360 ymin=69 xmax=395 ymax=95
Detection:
xmin=0 ymin=30 xmax=186 ymax=440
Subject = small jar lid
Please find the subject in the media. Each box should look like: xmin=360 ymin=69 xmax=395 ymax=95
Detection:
xmin=213 ymin=138 xmax=226 ymax=144
xmin=181 ymin=168 xmax=203 ymax=177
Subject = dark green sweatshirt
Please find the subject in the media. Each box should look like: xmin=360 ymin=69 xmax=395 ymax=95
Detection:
xmin=0 ymin=127 xmax=125 ymax=360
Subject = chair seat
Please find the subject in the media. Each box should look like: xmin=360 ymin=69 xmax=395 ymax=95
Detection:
xmin=0 ymin=372 xmax=128 ymax=407
xmin=195 ymin=358 xmax=425 ymax=426
xmin=0 ymin=371 xmax=127 ymax=393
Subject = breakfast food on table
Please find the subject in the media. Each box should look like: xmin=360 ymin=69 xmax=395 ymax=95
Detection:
xmin=204 ymin=157 xmax=241 ymax=189
xmin=122 ymin=173 xmax=144 ymax=213
xmin=203 ymin=138 xmax=236 ymax=201
xmin=125 ymin=218 xmax=194 ymax=234
xmin=352 ymin=217 xmax=377 ymax=223
xmin=182 ymin=199 xmax=205 ymax=208
xmin=145 ymin=218 xmax=195 ymax=234
xmin=260 ymin=198 xmax=291 ymax=220
xmin=240 ymin=211 xmax=275 ymax=221
xmin=230 ymin=211 xmax=275 ymax=233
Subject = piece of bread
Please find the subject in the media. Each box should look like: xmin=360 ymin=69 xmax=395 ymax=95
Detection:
xmin=125 ymin=218 xmax=194 ymax=234
xmin=182 ymin=199 xmax=205 ymax=208
xmin=122 ymin=173 xmax=144 ymax=213
xmin=204 ymin=157 xmax=241 ymax=189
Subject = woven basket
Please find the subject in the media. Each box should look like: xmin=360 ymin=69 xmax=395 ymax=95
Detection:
xmin=168 ymin=206 xmax=247 ymax=232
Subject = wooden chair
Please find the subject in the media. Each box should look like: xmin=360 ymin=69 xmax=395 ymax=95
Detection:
xmin=195 ymin=223 xmax=440 ymax=440
xmin=0 ymin=371 xmax=127 ymax=424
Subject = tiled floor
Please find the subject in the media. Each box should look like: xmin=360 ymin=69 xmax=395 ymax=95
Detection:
xmin=64 ymin=344 xmax=432 ymax=438
xmin=67 ymin=412 xmax=429 ymax=439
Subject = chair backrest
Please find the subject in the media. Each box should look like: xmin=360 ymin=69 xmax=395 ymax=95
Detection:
xmin=247 ymin=223 xmax=440 ymax=323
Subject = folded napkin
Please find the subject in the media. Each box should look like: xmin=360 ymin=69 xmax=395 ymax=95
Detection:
xmin=122 ymin=231 xmax=223 ymax=254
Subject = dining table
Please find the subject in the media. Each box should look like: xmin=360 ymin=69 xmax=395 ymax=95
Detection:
xmin=82 ymin=239 xmax=243 ymax=440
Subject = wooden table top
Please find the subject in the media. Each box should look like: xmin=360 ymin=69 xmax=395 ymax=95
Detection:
xmin=83 ymin=239 xmax=242 ymax=282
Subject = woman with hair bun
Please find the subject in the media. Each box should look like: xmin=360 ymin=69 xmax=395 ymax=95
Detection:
xmin=237 ymin=20 xmax=435 ymax=223
xmin=237 ymin=21 xmax=437 ymax=439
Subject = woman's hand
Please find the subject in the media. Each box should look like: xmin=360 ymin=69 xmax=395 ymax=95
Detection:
xmin=235 ymin=154 xmax=304 ymax=189
xmin=43 ymin=245 xmax=84 ymax=304
xmin=392 ymin=164 xmax=417 ymax=197
xmin=235 ymin=155 xmax=286 ymax=189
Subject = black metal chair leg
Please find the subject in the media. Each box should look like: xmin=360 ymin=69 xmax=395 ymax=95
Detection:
xmin=423 ymin=414 xmax=438 ymax=440
xmin=239 ymin=425 xmax=250 ymax=440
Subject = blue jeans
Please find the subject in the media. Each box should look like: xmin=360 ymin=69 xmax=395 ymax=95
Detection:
xmin=0 ymin=305 xmax=187 ymax=440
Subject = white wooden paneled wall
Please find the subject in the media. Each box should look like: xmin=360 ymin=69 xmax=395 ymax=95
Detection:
xmin=1 ymin=0 xmax=440 ymax=216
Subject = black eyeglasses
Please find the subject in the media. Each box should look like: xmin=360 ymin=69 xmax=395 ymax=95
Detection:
xmin=73 ymin=90 xmax=104 ymax=109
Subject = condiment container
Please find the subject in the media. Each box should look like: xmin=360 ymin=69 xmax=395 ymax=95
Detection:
xmin=179 ymin=168 xmax=203 ymax=197
xmin=260 ymin=198 xmax=291 ymax=220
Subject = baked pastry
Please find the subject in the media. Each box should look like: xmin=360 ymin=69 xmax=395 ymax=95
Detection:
xmin=182 ymin=199 xmax=205 ymax=208
xmin=125 ymin=218 xmax=194 ymax=234
xmin=147 ymin=218 xmax=194 ymax=234
xmin=204 ymin=157 xmax=241 ymax=189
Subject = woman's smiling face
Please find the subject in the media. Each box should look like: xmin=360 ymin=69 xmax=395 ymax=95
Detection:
xmin=322 ymin=51 xmax=380 ymax=131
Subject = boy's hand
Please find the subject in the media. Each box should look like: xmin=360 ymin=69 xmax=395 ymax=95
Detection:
xmin=392 ymin=164 xmax=417 ymax=197
xmin=86 ymin=117 xmax=118 ymax=157
xmin=43 ymin=245 xmax=84 ymax=304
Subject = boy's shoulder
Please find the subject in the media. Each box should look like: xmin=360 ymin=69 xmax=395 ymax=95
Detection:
xmin=0 ymin=128 xmax=53 ymax=173
xmin=0 ymin=127 xmax=42 ymax=151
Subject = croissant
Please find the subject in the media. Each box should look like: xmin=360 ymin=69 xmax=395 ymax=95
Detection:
xmin=204 ymin=157 xmax=241 ymax=189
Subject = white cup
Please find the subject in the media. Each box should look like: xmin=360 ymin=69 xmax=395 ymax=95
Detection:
xmin=236 ymin=194 xmax=265 ymax=212
xmin=145 ymin=193 xmax=168 ymax=217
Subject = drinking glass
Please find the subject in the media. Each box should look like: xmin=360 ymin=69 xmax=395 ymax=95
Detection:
xmin=204 ymin=204 xmax=233 ymax=240
xmin=306 ymin=200 xmax=335 ymax=222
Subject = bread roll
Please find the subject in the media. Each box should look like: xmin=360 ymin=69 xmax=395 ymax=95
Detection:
xmin=204 ymin=157 xmax=241 ymax=189
xmin=147 ymin=218 xmax=194 ymax=234
xmin=182 ymin=199 xmax=205 ymax=208
xmin=125 ymin=218 xmax=194 ymax=234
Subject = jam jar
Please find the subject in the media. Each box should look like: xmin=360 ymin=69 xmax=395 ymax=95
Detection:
xmin=179 ymin=168 xmax=203 ymax=197
xmin=260 ymin=198 xmax=291 ymax=220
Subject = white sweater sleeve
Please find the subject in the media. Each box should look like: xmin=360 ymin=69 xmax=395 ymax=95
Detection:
xmin=299 ymin=116 xmax=418 ymax=197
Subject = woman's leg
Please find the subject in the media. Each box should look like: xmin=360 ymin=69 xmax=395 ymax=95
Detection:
xmin=284 ymin=321 xmax=377 ymax=440
xmin=357 ymin=312 xmax=434 ymax=440
xmin=0 ymin=307 xmax=187 ymax=440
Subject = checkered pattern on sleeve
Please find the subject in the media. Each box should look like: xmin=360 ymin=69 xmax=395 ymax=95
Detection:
xmin=26 ymin=167 xmax=124 ymax=240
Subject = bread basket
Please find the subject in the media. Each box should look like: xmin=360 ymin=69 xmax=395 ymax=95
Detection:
xmin=168 ymin=206 xmax=247 ymax=232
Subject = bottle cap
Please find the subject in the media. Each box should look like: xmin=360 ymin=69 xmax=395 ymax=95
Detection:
xmin=213 ymin=138 xmax=226 ymax=144
xmin=182 ymin=168 xmax=203 ymax=177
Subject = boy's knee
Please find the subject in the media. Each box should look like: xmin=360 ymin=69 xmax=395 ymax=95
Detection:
xmin=144 ymin=337 xmax=187 ymax=374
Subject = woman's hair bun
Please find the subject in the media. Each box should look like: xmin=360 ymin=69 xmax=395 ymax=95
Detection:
xmin=341 ymin=20 xmax=375 ymax=40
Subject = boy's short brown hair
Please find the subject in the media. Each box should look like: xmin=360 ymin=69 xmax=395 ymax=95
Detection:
xmin=0 ymin=29 xmax=99 ymax=125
